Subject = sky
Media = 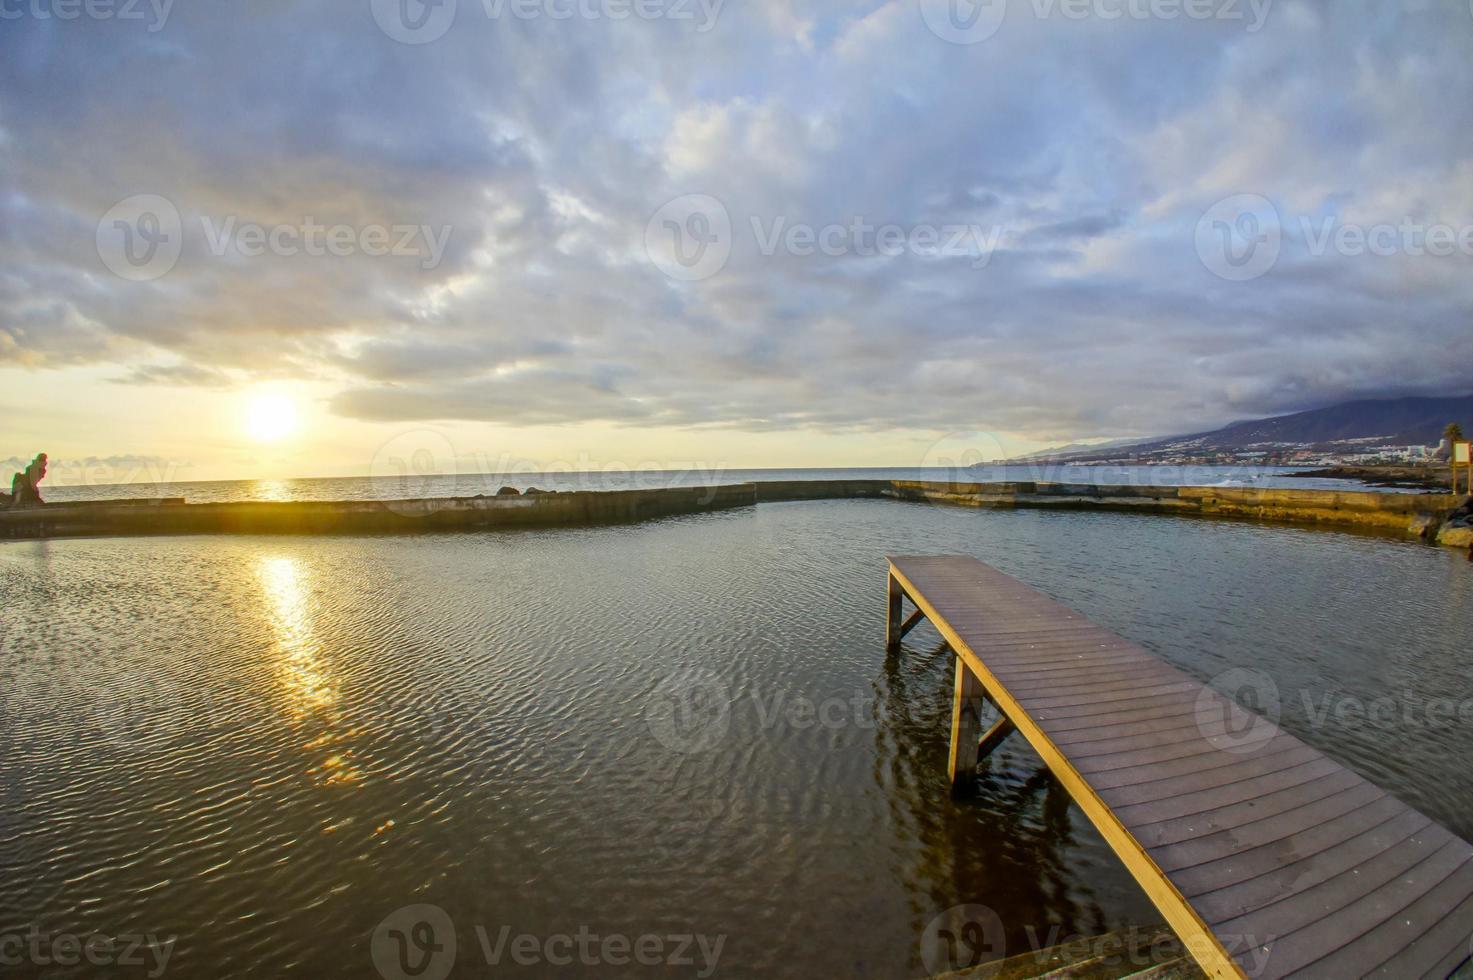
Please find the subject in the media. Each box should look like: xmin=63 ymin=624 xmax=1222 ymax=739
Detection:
xmin=2 ymin=0 xmax=1472 ymax=486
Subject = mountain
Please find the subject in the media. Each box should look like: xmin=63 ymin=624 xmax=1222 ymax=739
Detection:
xmin=1012 ymin=437 xmax=1141 ymax=460
xmin=1028 ymin=395 xmax=1473 ymax=461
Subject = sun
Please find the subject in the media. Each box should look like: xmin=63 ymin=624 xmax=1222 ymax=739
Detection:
xmin=246 ymin=393 xmax=300 ymax=443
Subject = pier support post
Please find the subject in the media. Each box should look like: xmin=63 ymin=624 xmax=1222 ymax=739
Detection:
xmin=886 ymin=573 xmax=905 ymax=651
xmin=948 ymin=657 xmax=986 ymax=794
xmin=887 ymin=573 xmax=928 ymax=652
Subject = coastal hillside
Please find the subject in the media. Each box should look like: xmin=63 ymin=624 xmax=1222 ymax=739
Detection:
xmin=1035 ymin=394 xmax=1473 ymax=462
xmin=1173 ymin=395 xmax=1473 ymax=449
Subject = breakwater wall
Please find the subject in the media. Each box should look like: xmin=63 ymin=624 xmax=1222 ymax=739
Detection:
xmin=2 ymin=480 xmax=1467 ymax=547
xmin=0 ymin=484 xmax=758 ymax=540
xmin=756 ymin=479 xmax=1467 ymax=543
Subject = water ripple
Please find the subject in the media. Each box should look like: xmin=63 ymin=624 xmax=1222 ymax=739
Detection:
xmin=1 ymin=503 xmax=1469 ymax=976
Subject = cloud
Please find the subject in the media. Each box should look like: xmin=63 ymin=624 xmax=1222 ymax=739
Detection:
xmin=112 ymin=363 xmax=234 ymax=387
xmin=2 ymin=0 xmax=1472 ymax=446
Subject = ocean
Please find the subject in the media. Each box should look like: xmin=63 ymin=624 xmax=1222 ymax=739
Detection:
xmin=38 ymin=463 xmax=1418 ymax=505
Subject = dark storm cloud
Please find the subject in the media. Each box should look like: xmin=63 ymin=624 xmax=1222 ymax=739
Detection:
xmin=2 ymin=0 xmax=1472 ymax=442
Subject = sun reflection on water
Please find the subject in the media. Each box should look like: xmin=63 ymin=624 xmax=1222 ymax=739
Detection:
xmin=251 ymin=480 xmax=295 ymax=503
xmin=257 ymin=556 xmax=363 ymax=788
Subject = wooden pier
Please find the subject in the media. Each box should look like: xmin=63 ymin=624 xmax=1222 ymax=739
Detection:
xmin=887 ymin=555 xmax=1473 ymax=980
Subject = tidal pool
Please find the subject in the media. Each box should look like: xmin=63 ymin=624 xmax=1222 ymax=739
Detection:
xmin=2 ymin=500 xmax=1470 ymax=977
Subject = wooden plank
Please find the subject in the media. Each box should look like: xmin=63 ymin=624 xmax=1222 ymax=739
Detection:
xmin=1006 ymin=671 xmax=1188 ymax=701
xmin=1003 ymin=662 xmax=1177 ymax=692
xmin=1148 ymin=780 xmax=1388 ymax=873
xmin=1214 ymin=831 xmax=1462 ymax=950
xmin=1030 ymin=690 xmax=1205 ymax=722
xmin=1188 ymin=810 xmax=1434 ymax=917
xmin=887 ymin=555 xmax=1473 ymax=980
xmin=1091 ymin=745 xmax=1324 ymax=802
xmin=1063 ymin=720 xmax=1276 ymax=762
xmin=951 ymin=641 xmax=1145 ymax=668
xmin=1052 ymin=712 xmax=1232 ymax=751
xmin=1131 ymin=767 xmax=1364 ymax=848
xmin=983 ymin=649 xmax=1156 ymax=678
xmin=1402 ymin=888 xmax=1473 ymax=978
xmin=1250 ymin=847 xmax=1473 ymax=977
xmin=1172 ymin=798 xmax=1417 ymax=897
xmin=1024 ymin=681 xmax=1202 ymax=713
xmin=1105 ymin=757 xmax=1344 ymax=822
xmin=1037 ymin=698 xmax=1201 ymax=736
xmin=1082 ymin=736 xmax=1310 ymax=796
xmin=1069 ymin=726 xmax=1293 ymax=778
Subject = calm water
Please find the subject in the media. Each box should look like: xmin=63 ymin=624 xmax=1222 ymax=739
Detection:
xmin=2 ymin=501 xmax=1471 ymax=978
xmin=38 ymin=463 xmax=1414 ymax=506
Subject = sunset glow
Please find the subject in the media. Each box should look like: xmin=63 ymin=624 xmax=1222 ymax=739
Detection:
xmin=245 ymin=394 xmax=300 ymax=444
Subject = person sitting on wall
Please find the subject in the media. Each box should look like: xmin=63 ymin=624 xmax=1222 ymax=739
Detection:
xmin=6 ymin=453 xmax=48 ymax=509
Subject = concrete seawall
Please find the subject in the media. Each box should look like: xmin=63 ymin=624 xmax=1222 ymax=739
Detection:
xmin=0 ymin=484 xmax=758 ymax=540
xmin=757 ymin=479 xmax=1466 ymax=543
xmin=891 ymin=481 xmax=1462 ymax=536
xmin=1 ymin=480 xmax=1467 ymax=547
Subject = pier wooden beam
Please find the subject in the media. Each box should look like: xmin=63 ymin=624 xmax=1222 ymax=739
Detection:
xmin=898 ymin=607 xmax=926 ymax=639
xmin=977 ymin=714 xmax=1016 ymax=759
xmin=947 ymin=657 xmax=986 ymax=794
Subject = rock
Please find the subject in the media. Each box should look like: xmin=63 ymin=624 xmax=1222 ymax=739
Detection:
xmin=1438 ymin=525 xmax=1473 ymax=549
xmin=7 ymin=452 xmax=47 ymax=509
xmin=524 ymin=487 xmax=552 ymax=495
xmin=495 ymin=486 xmax=521 ymax=496
xmin=1409 ymin=513 xmax=1442 ymax=540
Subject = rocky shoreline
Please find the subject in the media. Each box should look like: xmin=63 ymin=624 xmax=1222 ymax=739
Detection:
xmin=1290 ymin=464 xmax=1451 ymax=490
xmin=1437 ymin=498 xmax=1473 ymax=549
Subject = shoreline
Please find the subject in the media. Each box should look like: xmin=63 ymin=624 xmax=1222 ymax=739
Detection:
xmin=3 ymin=479 xmax=1469 ymax=550
xmin=1288 ymin=464 xmax=1452 ymax=490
